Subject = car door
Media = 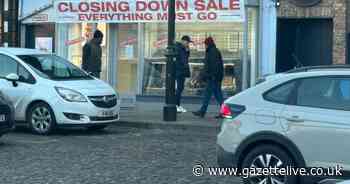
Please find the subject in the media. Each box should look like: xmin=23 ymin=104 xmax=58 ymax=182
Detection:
xmin=281 ymin=76 xmax=350 ymax=170
xmin=0 ymin=54 xmax=35 ymax=121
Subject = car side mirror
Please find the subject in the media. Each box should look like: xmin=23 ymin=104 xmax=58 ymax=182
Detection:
xmin=5 ymin=73 xmax=19 ymax=87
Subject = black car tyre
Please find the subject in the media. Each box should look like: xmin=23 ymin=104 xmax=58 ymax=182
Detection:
xmin=241 ymin=144 xmax=298 ymax=184
xmin=27 ymin=102 xmax=56 ymax=135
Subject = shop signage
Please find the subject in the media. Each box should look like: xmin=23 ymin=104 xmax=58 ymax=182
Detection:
xmin=31 ymin=14 xmax=49 ymax=22
xmin=54 ymin=0 xmax=245 ymax=23
xmin=35 ymin=37 xmax=53 ymax=53
xmin=289 ymin=0 xmax=321 ymax=7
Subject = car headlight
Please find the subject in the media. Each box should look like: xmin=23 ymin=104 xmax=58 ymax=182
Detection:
xmin=55 ymin=87 xmax=87 ymax=102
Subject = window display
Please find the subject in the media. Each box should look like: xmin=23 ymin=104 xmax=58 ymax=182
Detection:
xmin=142 ymin=8 xmax=257 ymax=96
xmin=116 ymin=24 xmax=138 ymax=94
xmin=67 ymin=23 xmax=108 ymax=81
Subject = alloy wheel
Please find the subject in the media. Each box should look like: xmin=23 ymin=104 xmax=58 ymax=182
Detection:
xmin=248 ymin=154 xmax=286 ymax=184
xmin=31 ymin=106 xmax=52 ymax=134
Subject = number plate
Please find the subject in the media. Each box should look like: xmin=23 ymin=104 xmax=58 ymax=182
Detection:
xmin=100 ymin=110 xmax=114 ymax=117
xmin=0 ymin=114 xmax=6 ymax=122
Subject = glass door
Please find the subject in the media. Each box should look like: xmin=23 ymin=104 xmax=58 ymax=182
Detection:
xmin=116 ymin=24 xmax=139 ymax=95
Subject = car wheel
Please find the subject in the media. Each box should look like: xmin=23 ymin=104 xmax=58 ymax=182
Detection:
xmin=87 ymin=125 xmax=108 ymax=131
xmin=241 ymin=145 xmax=298 ymax=184
xmin=27 ymin=102 xmax=56 ymax=135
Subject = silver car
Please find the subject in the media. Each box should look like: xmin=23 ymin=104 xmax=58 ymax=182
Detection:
xmin=217 ymin=66 xmax=350 ymax=184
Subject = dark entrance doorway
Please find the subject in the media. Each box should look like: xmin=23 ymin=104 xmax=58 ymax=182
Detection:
xmin=25 ymin=24 xmax=55 ymax=52
xmin=276 ymin=19 xmax=333 ymax=73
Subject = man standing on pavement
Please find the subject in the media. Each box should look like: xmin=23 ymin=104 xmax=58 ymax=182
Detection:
xmin=193 ymin=37 xmax=224 ymax=118
xmin=175 ymin=35 xmax=192 ymax=113
xmin=82 ymin=30 xmax=103 ymax=78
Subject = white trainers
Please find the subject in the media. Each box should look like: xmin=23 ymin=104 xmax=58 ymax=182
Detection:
xmin=177 ymin=106 xmax=187 ymax=113
xmin=176 ymin=106 xmax=182 ymax=113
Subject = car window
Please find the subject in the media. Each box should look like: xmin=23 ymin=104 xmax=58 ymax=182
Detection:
xmin=17 ymin=55 xmax=92 ymax=80
xmin=0 ymin=54 xmax=18 ymax=78
xmin=264 ymin=81 xmax=297 ymax=104
xmin=296 ymin=77 xmax=350 ymax=111
xmin=18 ymin=65 xmax=35 ymax=84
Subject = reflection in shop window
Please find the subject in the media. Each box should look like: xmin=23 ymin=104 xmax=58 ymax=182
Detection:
xmin=118 ymin=24 xmax=138 ymax=60
xmin=67 ymin=23 xmax=108 ymax=81
xmin=116 ymin=24 xmax=139 ymax=94
xmin=142 ymin=8 xmax=257 ymax=97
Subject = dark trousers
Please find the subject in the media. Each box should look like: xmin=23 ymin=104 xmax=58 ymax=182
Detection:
xmin=199 ymin=79 xmax=224 ymax=114
xmin=175 ymin=77 xmax=186 ymax=106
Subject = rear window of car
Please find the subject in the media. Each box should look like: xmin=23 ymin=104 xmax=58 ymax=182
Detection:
xmin=264 ymin=81 xmax=297 ymax=105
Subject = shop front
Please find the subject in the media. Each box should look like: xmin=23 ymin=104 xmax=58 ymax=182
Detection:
xmin=21 ymin=0 xmax=259 ymax=106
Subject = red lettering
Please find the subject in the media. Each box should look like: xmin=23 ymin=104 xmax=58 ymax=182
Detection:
xmin=207 ymin=0 xmax=218 ymax=10
xmin=78 ymin=14 xmax=86 ymax=21
xmin=79 ymin=2 xmax=89 ymax=12
xmin=136 ymin=1 xmax=147 ymax=11
xmin=230 ymin=0 xmax=240 ymax=10
xmin=158 ymin=13 xmax=168 ymax=20
xmin=144 ymin=13 xmax=153 ymax=20
xmin=93 ymin=14 xmax=99 ymax=21
xmin=161 ymin=1 xmax=169 ymax=11
xmin=69 ymin=3 xmax=78 ymax=12
xmin=119 ymin=2 xmax=130 ymax=12
xmin=194 ymin=0 xmax=205 ymax=11
xmin=100 ymin=14 xmax=107 ymax=20
xmin=58 ymin=2 xmax=69 ymax=12
xmin=106 ymin=2 xmax=118 ymax=12
xmin=148 ymin=1 xmax=160 ymax=11
xmin=198 ymin=12 xmax=206 ymax=20
xmin=177 ymin=0 xmax=188 ymax=11
xmin=109 ymin=14 xmax=115 ymax=20
xmin=90 ymin=2 xmax=100 ymax=12
xmin=208 ymin=12 xmax=217 ymax=20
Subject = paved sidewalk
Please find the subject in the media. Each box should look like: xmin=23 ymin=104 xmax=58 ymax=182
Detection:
xmin=117 ymin=102 xmax=222 ymax=131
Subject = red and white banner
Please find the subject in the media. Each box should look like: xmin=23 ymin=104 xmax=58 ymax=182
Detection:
xmin=54 ymin=0 xmax=245 ymax=23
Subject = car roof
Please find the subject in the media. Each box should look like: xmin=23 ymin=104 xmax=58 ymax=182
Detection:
xmin=0 ymin=47 xmax=49 ymax=56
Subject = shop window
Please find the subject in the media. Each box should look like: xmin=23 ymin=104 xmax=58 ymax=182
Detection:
xmin=142 ymin=11 xmax=257 ymax=97
xmin=116 ymin=24 xmax=139 ymax=94
xmin=66 ymin=23 xmax=108 ymax=81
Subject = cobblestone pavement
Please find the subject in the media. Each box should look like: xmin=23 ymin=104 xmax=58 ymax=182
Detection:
xmin=0 ymin=126 xmax=242 ymax=184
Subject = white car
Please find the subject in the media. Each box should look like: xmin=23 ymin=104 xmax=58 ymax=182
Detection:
xmin=0 ymin=48 xmax=120 ymax=135
xmin=217 ymin=66 xmax=350 ymax=184
xmin=337 ymin=180 xmax=350 ymax=184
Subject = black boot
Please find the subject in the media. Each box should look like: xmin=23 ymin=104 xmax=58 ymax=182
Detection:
xmin=192 ymin=111 xmax=205 ymax=118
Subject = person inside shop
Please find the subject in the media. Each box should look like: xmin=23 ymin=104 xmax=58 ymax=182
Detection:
xmin=82 ymin=30 xmax=103 ymax=78
xmin=193 ymin=37 xmax=224 ymax=118
xmin=175 ymin=35 xmax=192 ymax=113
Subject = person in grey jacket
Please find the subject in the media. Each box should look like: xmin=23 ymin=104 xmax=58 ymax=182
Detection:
xmin=175 ymin=35 xmax=192 ymax=113
xmin=82 ymin=30 xmax=103 ymax=78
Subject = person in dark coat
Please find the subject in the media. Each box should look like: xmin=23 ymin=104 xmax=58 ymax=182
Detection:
xmin=193 ymin=37 xmax=224 ymax=118
xmin=82 ymin=30 xmax=103 ymax=78
xmin=175 ymin=35 xmax=192 ymax=113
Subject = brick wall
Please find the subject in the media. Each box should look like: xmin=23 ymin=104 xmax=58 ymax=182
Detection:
xmin=278 ymin=0 xmax=347 ymax=64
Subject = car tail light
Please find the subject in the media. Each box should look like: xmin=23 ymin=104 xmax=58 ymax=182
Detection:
xmin=220 ymin=103 xmax=246 ymax=119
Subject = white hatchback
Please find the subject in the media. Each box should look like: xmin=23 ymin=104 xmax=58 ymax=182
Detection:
xmin=0 ymin=48 xmax=120 ymax=135
xmin=217 ymin=66 xmax=350 ymax=184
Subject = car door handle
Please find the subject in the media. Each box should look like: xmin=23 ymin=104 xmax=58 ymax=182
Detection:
xmin=285 ymin=116 xmax=304 ymax=122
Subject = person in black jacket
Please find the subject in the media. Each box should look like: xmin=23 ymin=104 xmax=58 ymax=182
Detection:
xmin=175 ymin=35 xmax=192 ymax=113
xmin=82 ymin=30 xmax=103 ymax=78
xmin=193 ymin=37 xmax=224 ymax=118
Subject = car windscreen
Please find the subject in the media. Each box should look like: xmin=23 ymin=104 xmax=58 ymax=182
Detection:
xmin=17 ymin=55 xmax=92 ymax=80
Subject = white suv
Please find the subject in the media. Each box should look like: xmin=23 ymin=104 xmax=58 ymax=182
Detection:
xmin=217 ymin=66 xmax=350 ymax=184
xmin=0 ymin=48 xmax=120 ymax=135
